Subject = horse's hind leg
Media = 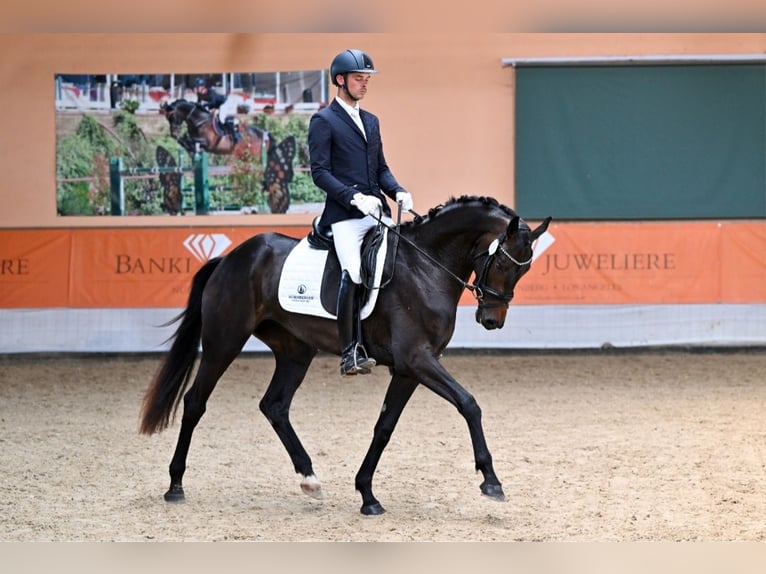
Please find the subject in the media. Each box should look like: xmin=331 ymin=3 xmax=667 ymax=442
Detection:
xmin=257 ymin=327 xmax=320 ymax=498
xmin=165 ymin=344 xmax=245 ymax=502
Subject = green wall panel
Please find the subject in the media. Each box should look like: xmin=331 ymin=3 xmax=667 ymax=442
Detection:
xmin=515 ymin=64 xmax=766 ymax=220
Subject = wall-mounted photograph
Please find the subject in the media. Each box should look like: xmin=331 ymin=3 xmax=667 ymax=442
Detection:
xmin=55 ymin=71 xmax=329 ymax=216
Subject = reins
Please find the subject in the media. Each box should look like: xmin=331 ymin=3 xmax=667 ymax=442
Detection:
xmin=367 ymin=206 xmax=472 ymax=294
xmin=369 ymin=205 xmax=530 ymax=304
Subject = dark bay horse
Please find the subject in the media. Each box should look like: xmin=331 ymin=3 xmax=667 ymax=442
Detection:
xmin=140 ymin=196 xmax=551 ymax=515
xmin=160 ymin=98 xmax=264 ymax=156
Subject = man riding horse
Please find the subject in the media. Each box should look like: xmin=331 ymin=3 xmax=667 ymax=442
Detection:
xmin=308 ymin=49 xmax=414 ymax=377
xmin=194 ymin=78 xmax=240 ymax=144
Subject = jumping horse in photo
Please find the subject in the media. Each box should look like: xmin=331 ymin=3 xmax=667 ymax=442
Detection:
xmin=159 ymin=99 xmax=296 ymax=213
xmin=140 ymin=195 xmax=551 ymax=515
xmin=160 ymin=98 xmax=258 ymax=156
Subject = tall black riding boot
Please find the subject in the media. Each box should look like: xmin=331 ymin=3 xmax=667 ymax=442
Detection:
xmin=230 ymin=122 xmax=242 ymax=143
xmin=337 ymin=270 xmax=376 ymax=376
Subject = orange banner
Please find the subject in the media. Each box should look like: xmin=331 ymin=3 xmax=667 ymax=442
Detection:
xmin=68 ymin=226 xmax=309 ymax=307
xmin=0 ymin=230 xmax=71 ymax=307
xmin=465 ymin=221 xmax=766 ymax=305
xmin=2 ymin=222 xmax=765 ymax=308
xmin=513 ymin=222 xmax=721 ymax=305
xmin=720 ymin=222 xmax=766 ymax=303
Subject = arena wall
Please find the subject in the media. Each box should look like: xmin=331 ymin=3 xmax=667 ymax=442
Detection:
xmin=1 ymin=34 xmax=765 ymax=352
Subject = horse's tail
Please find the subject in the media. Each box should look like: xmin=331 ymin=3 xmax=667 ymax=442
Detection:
xmin=139 ymin=257 xmax=222 ymax=435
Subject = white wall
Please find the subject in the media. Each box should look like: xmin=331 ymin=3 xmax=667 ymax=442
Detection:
xmin=2 ymin=304 xmax=764 ymax=353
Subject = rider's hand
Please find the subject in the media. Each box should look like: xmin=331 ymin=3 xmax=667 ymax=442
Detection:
xmin=395 ymin=191 xmax=414 ymax=212
xmin=351 ymin=193 xmax=382 ymax=217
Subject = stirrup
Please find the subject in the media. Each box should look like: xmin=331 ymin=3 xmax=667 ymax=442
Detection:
xmin=340 ymin=343 xmax=376 ymax=376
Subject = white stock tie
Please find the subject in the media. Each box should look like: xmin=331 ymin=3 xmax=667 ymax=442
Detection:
xmin=349 ymin=107 xmax=366 ymax=140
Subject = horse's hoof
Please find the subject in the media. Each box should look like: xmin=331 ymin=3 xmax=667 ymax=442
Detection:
xmin=360 ymin=502 xmax=386 ymax=516
xmin=164 ymin=484 xmax=185 ymax=503
xmin=480 ymin=482 xmax=506 ymax=502
xmin=300 ymin=475 xmax=324 ymax=500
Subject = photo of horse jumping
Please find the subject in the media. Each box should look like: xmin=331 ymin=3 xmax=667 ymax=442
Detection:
xmin=139 ymin=195 xmax=551 ymax=515
xmin=160 ymin=98 xmax=261 ymax=156
xmin=159 ymin=98 xmax=297 ymax=213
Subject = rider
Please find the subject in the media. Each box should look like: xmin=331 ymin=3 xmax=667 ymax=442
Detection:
xmin=308 ymin=49 xmax=414 ymax=377
xmin=194 ymin=78 xmax=240 ymax=143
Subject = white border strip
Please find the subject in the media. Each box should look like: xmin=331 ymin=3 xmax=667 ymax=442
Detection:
xmin=1 ymin=304 xmax=764 ymax=353
xmin=502 ymin=54 xmax=766 ymax=67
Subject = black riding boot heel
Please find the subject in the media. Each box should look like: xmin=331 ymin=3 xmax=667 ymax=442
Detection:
xmin=338 ymin=270 xmax=376 ymax=377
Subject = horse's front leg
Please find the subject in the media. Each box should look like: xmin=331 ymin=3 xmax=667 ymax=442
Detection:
xmin=355 ymin=373 xmax=419 ymax=515
xmin=176 ymin=135 xmax=195 ymax=155
xmin=416 ymin=355 xmax=505 ymax=503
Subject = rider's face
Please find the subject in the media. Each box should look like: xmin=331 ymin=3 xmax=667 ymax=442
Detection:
xmin=340 ymin=73 xmax=371 ymax=101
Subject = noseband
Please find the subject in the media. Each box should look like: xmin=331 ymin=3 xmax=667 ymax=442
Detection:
xmin=471 ymin=236 xmax=532 ymax=308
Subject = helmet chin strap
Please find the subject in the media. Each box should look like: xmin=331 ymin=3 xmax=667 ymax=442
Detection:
xmin=340 ymin=76 xmax=361 ymax=102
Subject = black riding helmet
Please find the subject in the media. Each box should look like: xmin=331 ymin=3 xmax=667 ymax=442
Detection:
xmin=330 ymin=49 xmax=378 ymax=87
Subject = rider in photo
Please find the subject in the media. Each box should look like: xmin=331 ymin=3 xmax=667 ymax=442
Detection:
xmin=194 ymin=78 xmax=240 ymax=143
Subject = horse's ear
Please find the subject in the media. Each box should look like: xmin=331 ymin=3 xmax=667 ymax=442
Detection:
xmin=505 ymin=216 xmax=520 ymax=239
xmin=531 ymin=216 xmax=552 ymax=240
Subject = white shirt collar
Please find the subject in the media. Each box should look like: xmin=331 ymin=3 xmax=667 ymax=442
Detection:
xmin=335 ymin=96 xmax=366 ymax=139
xmin=335 ymin=96 xmax=360 ymax=116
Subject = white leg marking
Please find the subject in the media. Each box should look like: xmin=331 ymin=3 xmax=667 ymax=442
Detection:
xmin=300 ymin=474 xmax=323 ymax=499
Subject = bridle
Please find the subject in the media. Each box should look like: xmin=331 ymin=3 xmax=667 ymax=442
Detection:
xmin=166 ymin=102 xmax=206 ymax=135
xmin=370 ymin=207 xmax=533 ymax=308
xmin=166 ymin=105 xmax=185 ymax=136
xmin=471 ymin=235 xmax=532 ymax=308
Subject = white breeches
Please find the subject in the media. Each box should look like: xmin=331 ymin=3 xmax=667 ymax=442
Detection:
xmin=218 ymin=99 xmax=238 ymax=120
xmin=331 ymin=215 xmax=390 ymax=284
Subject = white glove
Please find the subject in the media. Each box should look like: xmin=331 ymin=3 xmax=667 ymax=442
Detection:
xmin=395 ymin=191 xmax=414 ymax=212
xmin=351 ymin=193 xmax=382 ymax=217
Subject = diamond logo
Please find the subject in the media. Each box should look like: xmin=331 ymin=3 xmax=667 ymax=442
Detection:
xmin=183 ymin=233 xmax=232 ymax=262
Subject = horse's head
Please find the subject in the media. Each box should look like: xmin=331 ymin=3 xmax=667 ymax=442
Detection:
xmin=473 ymin=215 xmax=551 ymax=330
xmin=160 ymin=99 xmax=199 ymax=139
xmin=160 ymin=101 xmax=182 ymax=138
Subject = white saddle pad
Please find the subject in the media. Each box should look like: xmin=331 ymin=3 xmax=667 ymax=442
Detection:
xmin=277 ymin=230 xmax=388 ymax=319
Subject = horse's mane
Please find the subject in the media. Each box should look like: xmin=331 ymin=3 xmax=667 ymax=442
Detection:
xmin=403 ymin=195 xmax=517 ymax=228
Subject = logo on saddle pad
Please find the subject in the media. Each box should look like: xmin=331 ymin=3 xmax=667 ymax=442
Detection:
xmin=278 ymin=229 xmax=388 ymax=320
